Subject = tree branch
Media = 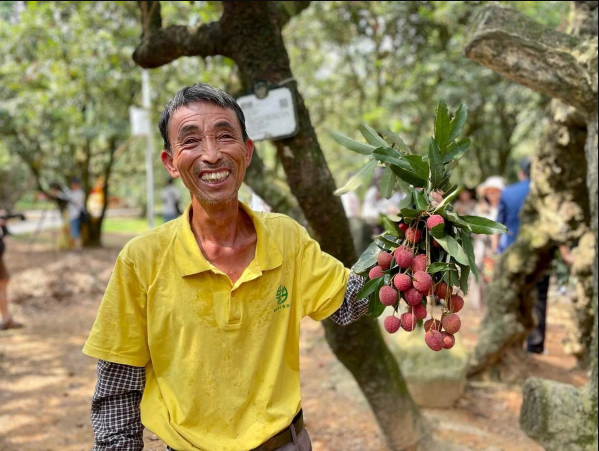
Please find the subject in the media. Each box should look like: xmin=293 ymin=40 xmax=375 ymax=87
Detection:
xmin=133 ymin=21 xmax=224 ymax=68
xmin=274 ymin=1 xmax=311 ymax=28
xmin=465 ymin=5 xmax=597 ymax=114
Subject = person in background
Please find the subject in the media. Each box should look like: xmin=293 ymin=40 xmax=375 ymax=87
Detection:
xmin=0 ymin=212 xmax=23 ymax=331
xmin=453 ymin=187 xmax=477 ymax=216
xmin=161 ymin=178 xmax=182 ymax=222
xmin=493 ymin=158 xmax=549 ymax=354
xmin=470 ymin=176 xmax=505 ymax=309
xmin=51 ymin=177 xmax=86 ymax=251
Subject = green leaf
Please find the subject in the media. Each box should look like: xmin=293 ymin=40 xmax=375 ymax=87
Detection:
xmin=357 ymin=277 xmax=384 ymax=299
xmin=434 ymin=99 xmax=451 ymax=150
xmin=352 ymin=242 xmax=380 ymax=274
xmin=413 ymin=189 xmax=429 ymax=211
xmin=448 ymin=104 xmax=467 ymax=144
xmin=459 ymin=263 xmax=470 ymax=294
xmin=387 ymin=214 xmax=402 ymax=222
xmin=428 ymin=262 xmax=451 ymax=273
xmin=371 ymin=148 xmax=407 ymax=167
xmin=389 ymin=165 xmax=427 ymax=188
xmin=400 ymin=208 xmax=420 ymax=219
xmin=432 ymin=184 xmax=462 ymax=213
xmin=461 ymin=215 xmax=508 ymax=234
xmin=398 ymin=191 xmax=413 ymax=210
xmin=360 ymin=124 xmax=389 ymax=148
xmin=443 ymin=138 xmax=471 ymax=163
xmin=330 ymin=131 xmax=376 ymax=155
xmin=403 ymin=155 xmax=429 ymax=180
xmin=446 ymin=211 xmax=472 ymax=231
xmin=334 ymin=159 xmax=377 ymax=195
xmin=382 ymin=216 xmax=399 ymax=237
xmin=459 ymin=229 xmax=479 ymax=278
xmin=379 ymin=166 xmax=395 ymax=199
xmin=375 ymin=234 xmax=401 ymax=250
xmin=380 ymin=129 xmax=411 ymax=153
xmin=368 ymin=285 xmax=387 ymax=317
xmin=434 ymin=234 xmax=469 ymax=265
xmin=428 ymin=138 xmax=444 ymax=188
xmin=448 ymin=269 xmax=461 ymax=288
xmin=430 ymin=223 xmax=446 ymax=239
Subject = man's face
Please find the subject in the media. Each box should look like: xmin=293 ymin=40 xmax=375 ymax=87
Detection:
xmin=161 ymin=102 xmax=254 ymax=206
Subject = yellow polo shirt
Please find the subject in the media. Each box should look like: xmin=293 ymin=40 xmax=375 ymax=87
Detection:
xmin=83 ymin=203 xmax=349 ymax=451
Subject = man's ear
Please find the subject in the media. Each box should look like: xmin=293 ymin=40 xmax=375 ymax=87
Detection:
xmin=245 ymin=139 xmax=255 ymax=168
xmin=161 ymin=150 xmax=180 ymax=178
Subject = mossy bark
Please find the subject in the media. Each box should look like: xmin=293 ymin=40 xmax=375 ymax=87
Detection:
xmin=467 ymin=1 xmax=598 ymax=447
xmin=133 ymin=2 xmax=428 ymax=448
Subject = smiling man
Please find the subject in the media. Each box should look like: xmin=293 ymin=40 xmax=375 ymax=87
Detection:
xmin=83 ymin=83 xmax=368 ymax=451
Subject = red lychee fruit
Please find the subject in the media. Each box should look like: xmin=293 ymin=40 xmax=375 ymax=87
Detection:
xmin=384 ymin=316 xmax=401 ymax=334
xmin=405 ymin=288 xmax=423 ymax=306
xmin=401 ymin=312 xmax=416 ymax=331
xmin=425 ymin=330 xmax=444 ymax=351
xmin=447 ymin=295 xmax=464 ymax=313
xmin=379 ymin=286 xmax=398 ymax=307
xmin=369 ymin=266 xmax=384 ymax=280
xmin=393 ymin=273 xmax=412 ymax=291
xmin=394 ymin=246 xmax=414 ymax=269
xmin=411 ymin=303 xmax=428 ymax=320
xmin=411 ymin=254 xmax=428 ymax=273
xmin=442 ymin=332 xmax=455 ymax=349
xmin=406 ymin=228 xmax=422 ymax=244
xmin=433 ymin=282 xmax=451 ymax=300
xmin=424 ymin=318 xmax=442 ymax=332
xmin=413 ymin=271 xmax=433 ymax=294
xmin=426 ymin=215 xmax=445 ymax=230
xmin=399 ymin=222 xmax=409 ymax=233
xmin=442 ymin=313 xmax=461 ymax=334
xmin=377 ymin=252 xmax=393 ymax=270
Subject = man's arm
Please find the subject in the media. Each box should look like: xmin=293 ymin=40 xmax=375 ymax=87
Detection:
xmin=91 ymin=360 xmax=145 ymax=451
xmin=330 ymin=273 xmax=369 ymax=326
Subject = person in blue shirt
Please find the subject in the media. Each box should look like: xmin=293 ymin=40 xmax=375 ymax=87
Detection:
xmin=493 ymin=158 xmax=550 ymax=354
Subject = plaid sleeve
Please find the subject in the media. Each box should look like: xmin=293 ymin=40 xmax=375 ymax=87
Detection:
xmin=329 ymin=273 xmax=369 ymax=326
xmin=91 ymin=360 xmax=145 ymax=451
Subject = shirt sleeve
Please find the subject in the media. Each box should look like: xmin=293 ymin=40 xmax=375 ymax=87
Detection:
xmin=91 ymin=360 xmax=145 ymax=451
xmin=496 ymin=196 xmax=507 ymax=226
xmin=298 ymin=226 xmax=350 ymax=321
xmin=329 ymin=273 xmax=369 ymax=326
xmin=83 ymin=251 xmax=150 ymax=367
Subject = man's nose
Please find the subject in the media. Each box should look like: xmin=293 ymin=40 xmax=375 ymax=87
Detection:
xmin=200 ymin=138 xmax=222 ymax=164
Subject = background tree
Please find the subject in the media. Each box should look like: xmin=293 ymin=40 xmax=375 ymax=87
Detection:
xmin=464 ymin=2 xmax=597 ymax=449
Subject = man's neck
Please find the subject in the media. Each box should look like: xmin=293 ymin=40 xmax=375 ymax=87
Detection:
xmin=189 ymin=196 xmax=247 ymax=247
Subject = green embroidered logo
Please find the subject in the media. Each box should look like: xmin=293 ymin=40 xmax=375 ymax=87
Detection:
xmin=274 ymin=285 xmax=290 ymax=313
xmin=276 ymin=285 xmax=288 ymax=304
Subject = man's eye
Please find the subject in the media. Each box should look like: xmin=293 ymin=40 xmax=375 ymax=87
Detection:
xmin=184 ymin=138 xmax=198 ymax=145
xmin=219 ymin=134 xmax=233 ymax=139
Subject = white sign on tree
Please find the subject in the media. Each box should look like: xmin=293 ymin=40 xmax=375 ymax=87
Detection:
xmin=237 ymin=87 xmax=298 ymax=141
xmin=129 ymin=106 xmax=151 ymax=137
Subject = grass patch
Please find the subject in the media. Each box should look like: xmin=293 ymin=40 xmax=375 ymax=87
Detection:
xmin=102 ymin=216 xmax=164 ymax=235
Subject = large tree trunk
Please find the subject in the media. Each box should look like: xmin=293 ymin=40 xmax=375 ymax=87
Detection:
xmin=132 ymin=2 xmax=427 ymax=448
xmin=466 ymin=2 xmax=598 ymax=448
xmin=468 ymin=100 xmax=590 ymax=378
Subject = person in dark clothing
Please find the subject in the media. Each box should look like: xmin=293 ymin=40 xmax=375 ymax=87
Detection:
xmin=493 ymin=157 xmax=550 ymax=353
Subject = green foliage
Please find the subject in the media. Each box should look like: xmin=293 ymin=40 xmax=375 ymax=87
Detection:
xmin=334 ymin=100 xmax=509 ymax=310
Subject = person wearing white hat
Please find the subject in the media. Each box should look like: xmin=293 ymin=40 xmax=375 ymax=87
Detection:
xmin=470 ymin=175 xmax=506 ymax=309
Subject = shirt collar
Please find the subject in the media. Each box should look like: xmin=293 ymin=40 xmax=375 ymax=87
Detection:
xmin=174 ymin=201 xmax=282 ymax=278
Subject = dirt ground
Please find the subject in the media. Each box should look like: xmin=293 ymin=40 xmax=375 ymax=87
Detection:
xmin=0 ymin=234 xmax=589 ymax=451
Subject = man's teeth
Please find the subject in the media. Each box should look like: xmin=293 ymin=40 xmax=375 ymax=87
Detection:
xmin=201 ymin=171 xmax=230 ymax=183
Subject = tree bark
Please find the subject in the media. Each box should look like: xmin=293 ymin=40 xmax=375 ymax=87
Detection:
xmin=466 ymin=1 xmax=598 ymax=447
xmin=132 ymin=2 xmax=427 ymax=449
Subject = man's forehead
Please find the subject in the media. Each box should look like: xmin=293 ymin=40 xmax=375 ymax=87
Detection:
xmin=170 ymin=102 xmax=238 ymax=130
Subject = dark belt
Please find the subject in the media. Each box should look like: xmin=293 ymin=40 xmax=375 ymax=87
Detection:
xmin=251 ymin=409 xmax=304 ymax=451
xmin=167 ymin=409 xmax=304 ymax=451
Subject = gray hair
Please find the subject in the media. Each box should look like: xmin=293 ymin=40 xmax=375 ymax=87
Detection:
xmin=159 ymin=83 xmax=249 ymax=152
